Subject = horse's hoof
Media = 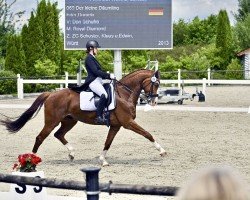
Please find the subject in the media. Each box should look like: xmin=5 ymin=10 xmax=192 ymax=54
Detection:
xmin=102 ymin=161 xmax=110 ymax=167
xmin=160 ymin=150 xmax=167 ymax=157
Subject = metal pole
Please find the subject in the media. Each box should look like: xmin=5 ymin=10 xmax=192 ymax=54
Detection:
xmin=114 ymin=50 xmax=122 ymax=80
xmin=17 ymin=74 xmax=24 ymax=99
xmin=178 ymin=69 xmax=181 ymax=88
xmin=77 ymin=60 xmax=82 ymax=86
xmin=65 ymin=72 xmax=69 ymax=88
xmin=155 ymin=60 xmax=159 ymax=71
xmin=207 ymin=68 xmax=211 ymax=86
xmin=0 ymin=172 xmax=178 ymax=196
xmin=202 ymin=78 xmax=206 ymax=95
xmin=147 ymin=60 xmax=150 ymax=69
xmin=81 ymin=167 xmax=101 ymax=200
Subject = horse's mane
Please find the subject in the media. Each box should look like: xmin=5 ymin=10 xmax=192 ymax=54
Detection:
xmin=121 ymin=69 xmax=153 ymax=82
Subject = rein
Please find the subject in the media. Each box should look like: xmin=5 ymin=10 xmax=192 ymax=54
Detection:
xmin=114 ymin=79 xmax=133 ymax=93
xmin=114 ymin=77 xmax=159 ymax=103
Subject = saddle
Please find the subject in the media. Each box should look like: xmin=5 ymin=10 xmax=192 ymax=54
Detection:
xmin=79 ymin=82 xmax=116 ymax=111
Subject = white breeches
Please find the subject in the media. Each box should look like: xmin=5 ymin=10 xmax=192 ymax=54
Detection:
xmin=89 ymin=77 xmax=108 ymax=98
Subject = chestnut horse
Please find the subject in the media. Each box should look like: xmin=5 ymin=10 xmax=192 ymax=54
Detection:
xmin=1 ymin=69 xmax=166 ymax=166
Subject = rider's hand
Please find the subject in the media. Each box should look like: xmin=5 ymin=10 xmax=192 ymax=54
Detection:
xmin=110 ymin=74 xmax=116 ymax=79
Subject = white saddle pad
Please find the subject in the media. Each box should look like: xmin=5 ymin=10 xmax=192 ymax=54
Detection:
xmin=80 ymin=84 xmax=116 ymax=111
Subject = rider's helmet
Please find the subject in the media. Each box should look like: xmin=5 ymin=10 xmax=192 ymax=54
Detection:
xmin=86 ymin=40 xmax=101 ymax=51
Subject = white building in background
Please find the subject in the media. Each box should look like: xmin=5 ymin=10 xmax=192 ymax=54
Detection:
xmin=237 ymin=48 xmax=250 ymax=79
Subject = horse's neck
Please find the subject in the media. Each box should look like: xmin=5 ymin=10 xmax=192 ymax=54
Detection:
xmin=119 ymin=72 xmax=150 ymax=105
xmin=128 ymin=83 xmax=141 ymax=105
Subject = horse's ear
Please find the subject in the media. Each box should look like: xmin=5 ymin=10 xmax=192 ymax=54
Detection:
xmin=155 ymin=70 xmax=160 ymax=79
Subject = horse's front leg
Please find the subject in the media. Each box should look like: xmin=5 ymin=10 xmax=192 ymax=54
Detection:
xmin=124 ymin=120 xmax=166 ymax=156
xmin=100 ymin=126 xmax=121 ymax=166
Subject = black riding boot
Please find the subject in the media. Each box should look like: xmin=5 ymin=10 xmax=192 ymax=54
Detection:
xmin=95 ymin=94 xmax=107 ymax=124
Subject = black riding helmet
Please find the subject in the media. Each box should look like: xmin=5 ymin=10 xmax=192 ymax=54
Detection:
xmin=86 ymin=40 xmax=101 ymax=50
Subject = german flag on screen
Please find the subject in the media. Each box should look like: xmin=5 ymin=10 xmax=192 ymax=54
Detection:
xmin=148 ymin=8 xmax=164 ymax=16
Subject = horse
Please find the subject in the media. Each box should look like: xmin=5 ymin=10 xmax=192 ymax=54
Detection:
xmin=1 ymin=69 xmax=166 ymax=166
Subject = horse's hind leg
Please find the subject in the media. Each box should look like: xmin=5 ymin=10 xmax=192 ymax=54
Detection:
xmin=99 ymin=126 xmax=121 ymax=166
xmin=54 ymin=116 xmax=77 ymax=161
xmin=124 ymin=120 xmax=166 ymax=156
xmin=32 ymin=121 xmax=60 ymax=154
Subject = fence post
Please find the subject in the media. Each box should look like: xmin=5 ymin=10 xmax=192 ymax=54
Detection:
xmin=65 ymin=72 xmax=68 ymax=88
xmin=17 ymin=74 xmax=24 ymax=99
xmin=178 ymin=69 xmax=181 ymax=88
xmin=155 ymin=60 xmax=159 ymax=71
xmin=207 ymin=68 xmax=211 ymax=86
xmin=202 ymin=78 xmax=206 ymax=95
xmin=81 ymin=167 xmax=101 ymax=200
xmin=77 ymin=60 xmax=82 ymax=86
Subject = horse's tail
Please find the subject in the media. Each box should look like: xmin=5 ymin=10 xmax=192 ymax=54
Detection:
xmin=0 ymin=92 xmax=51 ymax=133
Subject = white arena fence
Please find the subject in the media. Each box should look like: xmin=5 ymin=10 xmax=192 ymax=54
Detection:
xmin=15 ymin=69 xmax=250 ymax=99
xmin=16 ymin=72 xmax=84 ymax=99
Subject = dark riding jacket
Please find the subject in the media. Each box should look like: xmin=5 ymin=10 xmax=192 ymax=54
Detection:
xmin=84 ymin=54 xmax=111 ymax=85
xmin=70 ymin=54 xmax=111 ymax=92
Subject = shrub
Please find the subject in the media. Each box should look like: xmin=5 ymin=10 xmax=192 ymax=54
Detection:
xmin=226 ymin=58 xmax=244 ymax=79
xmin=0 ymin=70 xmax=17 ymax=94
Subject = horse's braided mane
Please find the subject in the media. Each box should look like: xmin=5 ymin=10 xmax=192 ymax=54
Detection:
xmin=121 ymin=69 xmax=152 ymax=82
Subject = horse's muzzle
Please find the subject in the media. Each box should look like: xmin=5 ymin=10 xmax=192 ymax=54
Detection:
xmin=149 ymin=96 xmax=158 ymax=106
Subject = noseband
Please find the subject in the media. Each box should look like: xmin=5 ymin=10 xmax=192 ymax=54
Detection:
xmin=141 ymin=76 xmax=159 ymax=102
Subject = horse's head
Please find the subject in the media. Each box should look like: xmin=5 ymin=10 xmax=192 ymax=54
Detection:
xmin=141 ymin=70 xmax=160 ymax=105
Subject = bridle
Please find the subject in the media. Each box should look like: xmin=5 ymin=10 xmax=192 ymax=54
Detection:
xmin=140 ymin=75 xmax=160 ymax=103
xmin=114 ymin=74 xmax=160 ymax=103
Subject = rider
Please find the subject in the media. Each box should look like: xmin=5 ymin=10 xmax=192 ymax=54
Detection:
xmin=84 ymin=40 xmax=115 ymax=124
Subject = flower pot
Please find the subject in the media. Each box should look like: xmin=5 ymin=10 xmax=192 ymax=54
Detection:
xmin=10 ymin=171 xmax=47 ymax=200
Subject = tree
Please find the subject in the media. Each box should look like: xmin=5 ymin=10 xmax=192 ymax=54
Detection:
xmin=173 ymin=15 xmax=217 ymax=46
xmin=234 ymin=0 xmax=250 ymax=22
xmin=43 ymin=2 xmax=56 ymax=62
xmin=5 ymin=34 xmax=26 ymax=74
xmin=4 ymin=35 xmax=17 ymax=71
xmin=61 ymin=49 xmax=84 ymax=75
xmin=226 ymin=58 xmax=243 ymax=79
xmin=0 ymin=0 xmax=24 ymax=57
xmin=159 ymin=56 xmax=181 ymax=79
xmin=34 ymin=59 xmax=57 ymax=76
xmin=52 ymin=2 xmax=61 ymax=66
xmin=23 ymin=12 xmax=44 ymax=75
xmin=234 ymin=14 xmax=250 ymax=50
xmin=19 ymin=0 xmax=61 ymax=76
xmin=14 ymin=35 xmax=26 ymax=74
xmin=21 ymin=24 xmax=28 ymax=59
xmin=123 ymin=50 xmax=148 ymax=72
xmin=186 ymin=17 xmax=206 ymax=45
xmin=0 ymin=70 xmax=16 ymax=94
xmin=97 ymin=50 xmax=113 ymax=72
xmin=203 ymin=14 xmax=218 ymax=43
xmin=173 ymin=19 xmax=188 ymax=46
xmin=36 ymin=0 xmax=60 ymax=65
xmin=216 ymin=10 xmax=233 ymax=69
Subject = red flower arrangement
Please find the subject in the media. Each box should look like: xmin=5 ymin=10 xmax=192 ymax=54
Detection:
xmin=13 ymin=153 xmax=42 ymax=172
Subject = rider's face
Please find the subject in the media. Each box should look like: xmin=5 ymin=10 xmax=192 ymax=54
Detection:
xmin=93 ymin=47 xmax=98 ymax=55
